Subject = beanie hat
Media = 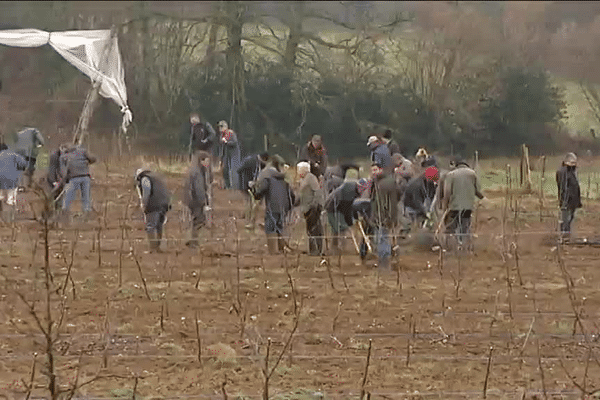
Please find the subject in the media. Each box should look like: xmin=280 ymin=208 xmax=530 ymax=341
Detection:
xmin=424 ymin=166 xmax=439 ymax=182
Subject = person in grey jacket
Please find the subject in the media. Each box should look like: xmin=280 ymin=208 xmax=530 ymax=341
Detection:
xmin=367 ymin=136 xmax=392 ymax=172
xmin=252 ymin=155 xmax=295 ymax=254
xmin=0 ymin=142 xmax=27 ymax=222
xmin=183 ymin=151 xmax=211 ymax=248
xmin=59 ymin=145 xmax=97 ymax=221
xmin=14 ymin=127 xmax=44 ymax=188
xmin=136 ymin=168 xmax=172 ymax=252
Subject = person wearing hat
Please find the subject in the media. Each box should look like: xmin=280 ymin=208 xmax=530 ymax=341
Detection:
xmin=252 ymin=154 xmax=295 ymax=254
xmin=183 ymin=151 xmax=212 ymax=249
xmin=299 ymin=134 xmax=328 ymax=179
xmin=325 ymin=166 xmax=360 ymax=254
xmin=368 ymin=135 xmax=392 ymax=172
xmin=217 ymin=120 xmax=241 ymax=190
xmin=295 ymin=161 xmax=325 ymax=255
xmin=58 ymin=144 xmax=97 ymax=223
xmin=135 ymin=167 xmax=172 ymax=253
xmin=556 ymin=152 xmax=582 ymax=239
xmin=0 ymin=141 xmax=27 ymax=222
xmin=442 ymin=159 xmax=484 ymax=249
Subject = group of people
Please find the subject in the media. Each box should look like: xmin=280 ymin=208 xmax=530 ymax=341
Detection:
xmin=0 ymin=121 xmax=585 ymax=260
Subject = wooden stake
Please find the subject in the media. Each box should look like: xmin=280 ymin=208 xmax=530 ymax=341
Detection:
xmin=483 ymin=346 xmax=493 ymax=398
xmin=359 ymin=339 xmax=373 ymax=400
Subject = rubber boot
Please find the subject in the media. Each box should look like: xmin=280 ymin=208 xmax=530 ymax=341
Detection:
xmin=156 ymin=230 xmax=164 ymax=253
xmin=266 ymin=233 xmax=279 ymax=254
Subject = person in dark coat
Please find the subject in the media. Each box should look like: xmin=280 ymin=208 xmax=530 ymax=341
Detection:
xmin=299 ymin=134 xmax=328 ymax=178
xmin=383 ymin=130 xmax=400 ymax=156
xmin=556 ymin=152 xmax=582 ymax=238
xmin=325 ymin=167 xmax=360 ymax=254
xmin=367 ymin=136 xmax=392 ymax=172
xmin=59 ymin=145 xmax=97 ymax=222
xmin=183 ymin=151 xmax=211 ymax=248
xmin=14 ymin=127 xmax=44 ymax=188
xmin=252 ymin=155 xmax=295 ymax=254
xmin=189 ymin=113 xmax=216 ymax=156
xmin=217 ymin=120 xmax=242 ymax=190
xmin=403 ymin=166 xmax=439 ymax=228
xmin=370 ymin=162 xmax=403 ymax=270
xmin=135 ymin=168 xmax=172 ymax=252
xmin=238 ymin=152 xmax=269 ymax=193
xmin=45 ymin=144 xmax=68 ymax=215
xmin=0 ymin=142 xmax=27 ymax=222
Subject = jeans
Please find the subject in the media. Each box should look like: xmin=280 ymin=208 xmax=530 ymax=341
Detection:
xmin=375 ymin=227 xmax=391 ymax=270
xmin=146 ymin=210 xmax=167 ymax=236
xmin=560 ymin=208 xmax=576 ymax=235
xmin=62 ymin=176 xmax=91 ymax=212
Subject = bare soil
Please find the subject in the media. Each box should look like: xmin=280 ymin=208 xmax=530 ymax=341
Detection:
xmin=1 ymin=158 xmax=600 ymax=400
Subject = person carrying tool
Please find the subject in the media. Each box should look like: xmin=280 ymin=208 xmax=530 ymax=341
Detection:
xmin=325 ymin=166 xmax=360 ymax=254
xmin=135 ymin=167 xmax=172 ymax=253
xmin=238 ymin=152 xmax=270 ymax=229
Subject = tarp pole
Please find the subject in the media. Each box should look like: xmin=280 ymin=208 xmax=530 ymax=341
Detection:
xmin=72 ymin=25 xmax=118 ymax=146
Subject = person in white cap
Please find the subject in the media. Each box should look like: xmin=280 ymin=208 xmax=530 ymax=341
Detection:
xmin=556 ymin=152 xmax=581 ymax=239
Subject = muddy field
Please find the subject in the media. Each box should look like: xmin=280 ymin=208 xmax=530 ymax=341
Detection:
xmin=1 ymin=156 xmax=600 ymax=400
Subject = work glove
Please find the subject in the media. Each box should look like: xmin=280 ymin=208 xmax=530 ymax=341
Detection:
xmin=248 ymin=180 xmax=255 ymax=188
xmin=203 ymin=205 xmax=211 ymax=213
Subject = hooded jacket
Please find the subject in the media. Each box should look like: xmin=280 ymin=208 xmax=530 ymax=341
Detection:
xmin=253 ymin=166 xmax=295 ymax=216
xmin=556 ymin=165 xmax=581 ymax=210
xmin=183 ymin=163 xmax=209 ymax=210
xmin=0 ymin=148 xmax=27 ymax=189
xmin=137 ymin=171 xmax=172 ymax=213
xmin=14 ymin=128 xmax=44 ymax=159
xmin=403 ymin=174 xmax=437 ymax=216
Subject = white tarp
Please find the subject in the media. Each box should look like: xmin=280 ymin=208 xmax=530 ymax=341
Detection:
xmin=0 ymin=28 xmax=133 ymax=132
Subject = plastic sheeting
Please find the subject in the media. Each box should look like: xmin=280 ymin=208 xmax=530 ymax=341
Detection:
xmin=0 ymin=29 xmax=133 ymax=132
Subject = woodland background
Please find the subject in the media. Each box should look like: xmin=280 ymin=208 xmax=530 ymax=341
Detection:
xmin=1 ymin=1 xmax=600 ymax=161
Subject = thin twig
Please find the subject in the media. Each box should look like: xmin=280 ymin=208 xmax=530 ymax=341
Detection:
xmin=483 ymin=346 xmax=493 ymax=398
